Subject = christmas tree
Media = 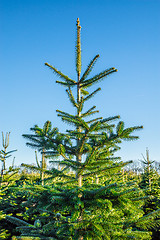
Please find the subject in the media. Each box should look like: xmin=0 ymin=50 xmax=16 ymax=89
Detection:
xmin=7 ymin=18 xmax=160 ymax=240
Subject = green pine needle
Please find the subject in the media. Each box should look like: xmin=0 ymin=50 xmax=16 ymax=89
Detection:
xmin=80 ymin=54 xmax=100 ymax=82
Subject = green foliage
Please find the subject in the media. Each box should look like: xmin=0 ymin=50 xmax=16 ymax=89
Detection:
xmin=1 ymin=19 xmax=160 ymax=240
xmin=0 ymin=132 xmax=17 ymax=174
xmin=138 ymin=149 xmax=160 ymax=239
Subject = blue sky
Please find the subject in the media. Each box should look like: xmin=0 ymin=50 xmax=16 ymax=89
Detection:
xmin=0 ymin=0 xmax=160 ymax=167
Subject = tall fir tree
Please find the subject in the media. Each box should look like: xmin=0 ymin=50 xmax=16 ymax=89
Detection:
xmin=7 ymin=19 xmax=160 ymax=240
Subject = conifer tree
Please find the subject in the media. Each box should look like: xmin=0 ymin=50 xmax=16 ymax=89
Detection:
xmin=8 ymin=18 xmax=160 ymax=240
xmin=0 ymin=132 xmax=17 ymax=181
xmin=22 ymin=121 xmax=56 ymax=185
xmin=139 ymin=149 xmax=160 ymax=239
xmin=140 ymin=148 xmax=156 ymax=192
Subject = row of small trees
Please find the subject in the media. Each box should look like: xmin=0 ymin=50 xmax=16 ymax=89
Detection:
xmin=0 ymin=19 xmax=160 ymax=239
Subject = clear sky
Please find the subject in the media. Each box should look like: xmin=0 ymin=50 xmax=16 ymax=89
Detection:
xmin=0 ymin=0 xmax=160 ymax=168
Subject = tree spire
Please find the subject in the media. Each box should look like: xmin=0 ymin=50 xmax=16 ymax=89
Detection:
xmin=76 ymin=18 xmax=81 ymax=79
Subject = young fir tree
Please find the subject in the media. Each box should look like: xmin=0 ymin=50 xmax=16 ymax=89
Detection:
xmin=8 ymin=18 xmax=160 ymax=240
xmin=0 ymin=132 xmax=17 ymax=181
xmin=0 ymin=162 xmax=25 ymax=239
xmin=22 ymin=121 xmax=56 ymax=185
xmin=139 ymin=149 xmax=158 ymax=192
xmin=139 ymin=149 xmax=160 ymax=239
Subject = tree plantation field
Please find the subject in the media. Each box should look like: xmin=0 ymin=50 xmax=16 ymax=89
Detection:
xmin=0 ymin=19 xmax=160 ymax=240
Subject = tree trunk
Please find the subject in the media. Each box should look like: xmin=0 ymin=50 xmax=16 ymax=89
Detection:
xmin=96 ymin=174 xmax=99 ymax=184
xmin=76 ymin=75 xmax=82 ymax=187
xmin=146 ymin=148 xmax=151 ymax=191
xmin=41 ymin=149 xmax=45 ymax=186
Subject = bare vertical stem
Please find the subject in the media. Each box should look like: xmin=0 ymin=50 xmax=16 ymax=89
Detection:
xmin=122 ymin=168 xmax=125 ymax=183
xmin=41 ymin=148 xmax=45 ymax=186
xmin=146 ymin=148 xmax=151 ymax=191
xmin=76 ymin=18 xmax=82 ymax=188
xmin=77 ymin=79 xmax=82 ymax=187
xmin=2 ymin=132 xmax=10 ymax=171
xmin=76 ymin=18 xmax=83 ymax=240
xmin=96 ymin=174 xmax=99 ymax=184
xmin=76 ymin=18 xmax=81 ymax=79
